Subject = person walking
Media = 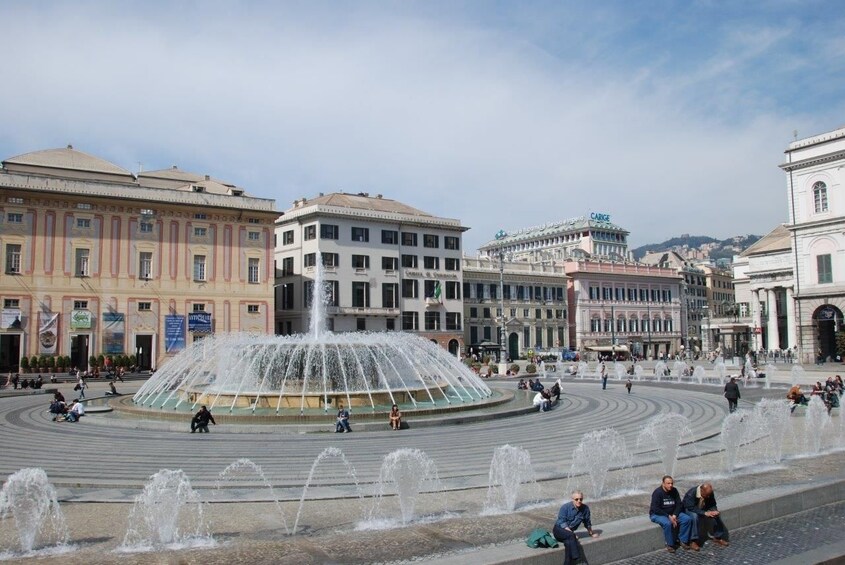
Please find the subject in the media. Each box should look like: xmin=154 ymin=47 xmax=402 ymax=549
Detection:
xmin=723 ymin=377 xmax=740 ymax=413
xmin=626 ymin=378 xmax=632 ymax=394
xmin=600 ymin=361 xmax=608 ymax=390
xmin=191 ymin=406 xmax=216 ymax=433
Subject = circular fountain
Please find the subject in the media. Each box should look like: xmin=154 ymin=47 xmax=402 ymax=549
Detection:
xmin=133 ymin=254 xmax=491 ymax=415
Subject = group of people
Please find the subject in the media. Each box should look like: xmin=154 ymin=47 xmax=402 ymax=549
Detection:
xmin=788 ymin=376 xmax=843 ymax=413
xmin=551 ymin=477 xmax=729 ymax=563
xmin=521 ymin=378 xmax=561 ymax=412
xmin=5 ymin=373 xmax=43 ymax=390
xmin=48 ymin=391 xmax=85 ymax=422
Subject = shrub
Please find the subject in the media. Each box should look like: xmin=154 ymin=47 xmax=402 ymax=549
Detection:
xmin=129 ymin=354 xmax=137 ymax=367
xmin=509 ymin=363 xmax=520 ymax=374
xmin=490 ymin=364 xmax=500 ymax=374
xmin=46 ymin=356 xmax=55 ymax=369
xmin=20 ymin=356 xmax=29 ymax=370
xmin=526 ymin=363 xmax=537 ymax=374
xmin=30 ymin=356 xmax=40 ymax=370
xmin=63 ymin=355 xmax=72 ymax=369
xmin=97 ymin=354 xmax=105 ymax=367
xmin=471 ymin=362 xmax=481 ymax=371
xmin=89 ymin=355 xmax=98 ymax=368
xmin=482 ymin=355 xmax=491 ymax=365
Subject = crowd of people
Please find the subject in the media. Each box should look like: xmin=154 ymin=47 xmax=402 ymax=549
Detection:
xmin=787 ymin=376 xmax=843 ymax=413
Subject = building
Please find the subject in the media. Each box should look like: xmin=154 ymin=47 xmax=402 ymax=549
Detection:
xmin=461 ymin=257 xmax=569 ymax=360
xmin=477 ymin=213 xmax=631 ymax=263
xmin=274 ymin=192 xmax=466 ymax=354
xmin=565 ymin=259 xmax=683 ymax=359
xmin=0 ymin=146 xmax=278 ymax=373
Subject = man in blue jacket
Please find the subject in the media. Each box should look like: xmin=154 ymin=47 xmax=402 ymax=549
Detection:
xmin=683 ymin=482 xmax=729 ymax=547
xmin=553 ymin=490 xmax=599 ymax=565
xmin=649 ymin=475 xmax=696 ymax=552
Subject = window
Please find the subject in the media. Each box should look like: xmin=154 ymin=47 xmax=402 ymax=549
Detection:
xmin=248 ymin=218 xmax=261 ymax=224
xmin=483 ymin=326 xmax=492 ymax=341
xmin=76 ymin=218 xmax=91 ymax=228
xmin=630 ymin=318 xmax=638 ymax=332
xmin=193 ymin=303 xmax=206 ymax=312
xmin=248 ymin=258 xmax=260 ymax=283
xmin=423 ymin=234 xmax=439 ymax=248
xmin=445 ymin=281 xmax=460 ymax=300
xmin=402 ymin=279 xmax=418 ymax=298
xmin=5 ymin=244 xmax=21 ymax=274
xmin=351 ymin=227 xmax=369 ymax=242
xmin=382 ymin=256 xmax=398 ymax=271
xmin=75 ymin=248 xmax=90 ymax=277
xmin=402 ymin=311 xmax=418 ymax=330
xmin=194 ymin=227 xmax=207 ymax=237
xmin=470 ymin=307 xmax=478 ymax=318
xmin=425 ymin=311 xmax=441 ymax=330
xmin=138 ymin=302 xmax=151 ymax=311
xmin=321 ymin=224 xmax=339 ymax=239
xmin=193 ymin=255 xmax=207 ymax=281
xmin=483 ymin=307 xmax=491 ymax=318
xmin=7 ymin=197 xmax=23 ymax=204
xmin=471 ymin=326 xmax=479 ymax=344
xmin=424 ymin=280 xmax=438 ymax=298
xmin=7 ymin=213 xmax=23 ymax=223
xmin=74 ymin=300 xmax=88 ymax=310
xmin=386 ymin=319 xmax=396 ymax=331
xmin=445 ymin=257 xmax=460 ymax=271
xmin=423 ymin=256 xmax=440 ymax=269
xmin=304 ymin=225 xmax=317 ymax=240
xmin=489 ymin=284 xmax=498 ymax=300
xmin=303 ymin=281 xmax=314 ymax=307
xmin=401 ymin=232 xmax=417 ymax=246
xmin=814 ymin=181 xmax=829 ymax=213
xmin=3 ymin=299 xmax=19 ymax=308
xmin=248 ymin=304 xmax=260 ymax=314
xmin=304 ymin=253 xmax=316 ymax=267
xmin=280 ymin=283 xmax=295 ymax=310
xmin=352 ymin=255 xmax=370 ymax=269
xmin=281 ymin=257 xmax=294 ymax=276
xmin=535 ymin=308 xmax=542 ymax=319
xmin=818 ymin=254 xmax=833 ymax=284
xmin=352 ymin=281 xmax=370 ymax=307
xmin=382 ymin=230 xmax=398 ymax=244
xmin=357 ymin=318 xmax=366 ymax=331
xmin=194 ymin=213 xmax=207 ymax=219
xmin=140 ymin=222 xmax=153 ymax=233
xmin=401 ymin=254 xmax=418 ymax=268
xmin=139 ymin=252 xmax=153 ymax=279
xmin=444 ymin=236 xmax=460 ymax=250
xmin=382 ymin=283 xmax=399 ymax=308
xmin=322 ymin=253 xmax=339 ymax=268
xmin=282 ymin=230 xmax=294 ymax=245
xmin=248 ymin=231 xmax=260 ymax=241
xmin=325 ymin=280 xmax=340 ymax=306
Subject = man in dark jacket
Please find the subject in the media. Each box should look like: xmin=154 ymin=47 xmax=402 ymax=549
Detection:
xmin=724 ymin=377 xmax=741 ymax=413
xmin=683 ymin=483 xmax=729 ymax=547
xmin=191 ymin=406 xmax=216 ymax=433
xmin=649 ymin=475 xmax=695 ymax=552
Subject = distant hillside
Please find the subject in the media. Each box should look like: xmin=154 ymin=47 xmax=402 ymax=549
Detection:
xmin=632 ymin=234 xmax=762 ymax=262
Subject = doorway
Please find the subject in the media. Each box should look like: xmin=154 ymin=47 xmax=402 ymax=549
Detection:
xmin=70 ymin=334 xmax=91 ymax=371
xmin=508 ymin=332 xmax=519 ymax=362
xmin=448 ymin=339 xmax=460 ymax=356
xmin=814 ymin=305 xmax=843 ymax=361
xmin=0 ymin=334 xmax=21 ymax=372
xmin=135 ymin=334 xmax=154 ymax=370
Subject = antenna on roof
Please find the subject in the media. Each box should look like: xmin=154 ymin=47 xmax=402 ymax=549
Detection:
xmin=137 ymin=162 xmax=143 ymax=173
xmin=793 ymin=130 xmax=798 ymax=140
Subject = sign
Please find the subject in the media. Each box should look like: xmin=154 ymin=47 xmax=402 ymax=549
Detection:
xmin=38 ymin=312 xmax=59 ymax=354
xmin=1 ymin=309 xmax=21 ymax=329
xmin=590 ymin=212 xmax=611 ymax=223
xmin=754 ymin=327 xmax=762 ymax=334
xmin=103 ymin=312 xmax=125 ymax=354
xmin=70 ymin=310 xmax=92 ymax=330
xmin=188 ymin=312 xmax=213 ymax=334
xmin=165 ymin=315 xmax=186 ymax=353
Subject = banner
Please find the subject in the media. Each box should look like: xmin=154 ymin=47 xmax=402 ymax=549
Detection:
xmin=2 ymin=309 xmax=21 ymax=329
xmin=103 ymin=312 xmax=125 ymax=355
xmin=70 ymin=310 xmax=92 ymax=330
xmin=38 ymin=312 xmax=59 ymax=354
xmin=165 ymin=315 xmax=186 ymax=353
xmin=188 ymin=312 xmax=212 ymax=334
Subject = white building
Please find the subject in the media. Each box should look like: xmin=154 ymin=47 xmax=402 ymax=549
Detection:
xmin=274 ymin=193 xmax=466 ymax=354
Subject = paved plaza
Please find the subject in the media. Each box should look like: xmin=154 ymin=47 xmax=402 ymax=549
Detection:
xmin=1 ymin=363 xmax=844 ymax=563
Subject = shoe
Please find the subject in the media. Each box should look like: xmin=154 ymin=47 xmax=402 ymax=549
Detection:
xmin=690 ymin=541 xmax=700 ymax=551
xmin=190 ymin=430 xmax=195 ymax=433
xmin=712 ymin=538 xmax=729 ymax=547
xmin=666 ymin=546 xmax=675 ymax=553
xmin=680 ymin=542 xmax=690 ymax=550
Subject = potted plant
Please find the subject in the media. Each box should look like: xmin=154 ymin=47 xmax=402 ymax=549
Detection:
xmin=97 ymin=354 xmax=105 ymax=368
xmin=89 ymin=355 xmax=98 ymax=372
xmin=129 ymin=354 xmax=138 ymax=369
xmin=508 ymin=363 xmax=520 ymax=375
xmin=20 ymin=355 xmax=29 ymax=373
xmin=55 ymin=356 xmax=65 ymax=372
xmin=30 ymin=356 xmax=40 ymax=373
xmin=46 ymin=356 xmax=55 ymax=372
xmin=526 ymin=363 xmax=537 ymax=374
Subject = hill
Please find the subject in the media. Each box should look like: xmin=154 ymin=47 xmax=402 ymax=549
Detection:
xmin=632 ymin=234 xmax=762 ymax=263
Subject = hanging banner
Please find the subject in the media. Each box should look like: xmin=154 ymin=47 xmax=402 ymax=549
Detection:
xmin=165 ymin=315 xmax=186 ymax=353
xmin=70 ymin=310 xmax=93 ymax=330
xmin=188 ymin=312 xmax=212 ymax=334
xmin=2 ymin=309 xmax=21 ymax=329
xmin=103 ymin=312 xmax=125 ymax=355
xmin=38 ymin=312 xmax=59 ymax=354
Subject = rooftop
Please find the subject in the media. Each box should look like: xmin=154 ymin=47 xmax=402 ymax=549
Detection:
xmin=290 ymin=192 xmax=433 ymax=217
xmin=478 ymin=216 xmax=628 ymax=249
xmin=3 ymin=146 xmax=134 ymax=178
xmin=739 ymin=224 xmax=791 ymax=257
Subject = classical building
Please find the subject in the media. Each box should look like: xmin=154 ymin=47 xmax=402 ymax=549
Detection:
xmin=0 ymin=146 xmax=279 ymax=373
xmin=461 ymin=257 xmax=569 ymax=360
xmin=274 ymin=193 xmax=466 ymax=354
xmin=565 ymin=259 xmax=683 ymax=359
xmin=477 ymin=213 xmax=631 ymax=263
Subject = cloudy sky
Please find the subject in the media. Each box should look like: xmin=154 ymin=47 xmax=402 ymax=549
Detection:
xmin=1 ymin=1 xmax=843 ymax=251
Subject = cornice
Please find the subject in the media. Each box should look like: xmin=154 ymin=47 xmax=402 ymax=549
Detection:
xmin=779 ymin=148 xmax=845 ymax=172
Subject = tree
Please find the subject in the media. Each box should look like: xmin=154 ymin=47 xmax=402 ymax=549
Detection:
xmin=836 ymin=331 xmax=845 ymax=360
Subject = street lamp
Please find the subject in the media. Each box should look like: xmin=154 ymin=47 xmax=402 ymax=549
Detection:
xmin=495 ymin=229 xmax=508 ymax=373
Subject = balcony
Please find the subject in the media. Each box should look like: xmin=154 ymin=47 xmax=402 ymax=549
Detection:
xmin=327 ymin=306 xmax=399 ymax=317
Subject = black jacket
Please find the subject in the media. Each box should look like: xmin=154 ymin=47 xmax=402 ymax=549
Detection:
xmin=682 ymin=486 xmax=718 ymax=516
xmin=650 ymin=486 xmax=682 ymax=517
xmin=192 ymin=409 xmax=216 ymax=426
xmin=724 ymin=381 xmax=740 ymax=400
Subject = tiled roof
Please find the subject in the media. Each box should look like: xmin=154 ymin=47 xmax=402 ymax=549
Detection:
xmin=296 ymin=192 xmax=432 ymax=217
xmin=3 ymin=146 xmax=133 ymax=177
xmin=739 ymin=224 xmax=791 ymax=257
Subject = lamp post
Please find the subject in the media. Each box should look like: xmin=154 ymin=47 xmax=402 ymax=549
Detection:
xmin=495 ymin=230 xmax=508 ymax=373
xmin=702 ymin=305 xmax=709 ymax=356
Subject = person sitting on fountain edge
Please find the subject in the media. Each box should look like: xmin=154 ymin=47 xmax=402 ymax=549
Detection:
xmin=553 ymin=490 xmax=598 ymax=565
xmin=191 ymin=406 xmax=216 ymax=433
xmin=336 ymin=403 xmax=351 ymax=433
xmin=649 ymin=475 xmax=695 ymax=552
xmin=389 ymin=404 xmax=402 ymax=430
xmin=682 ymin=482 xmax=729 ymax=548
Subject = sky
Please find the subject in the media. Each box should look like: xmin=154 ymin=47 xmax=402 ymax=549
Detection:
xmin=1 ymin=0 xmax=843 ymax=251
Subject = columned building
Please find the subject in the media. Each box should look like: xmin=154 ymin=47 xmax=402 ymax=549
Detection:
xmin=274 ymin=193 xmax=466 ymax=354
xmin=0 ymin=146 xmax=278 ymax=373
xmin=461 ymin=257 xmax=568 ymax=360
xmin=565 ymin=260 xmax=683 ymax=359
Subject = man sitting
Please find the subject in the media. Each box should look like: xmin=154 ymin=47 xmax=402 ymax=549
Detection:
xmin=65 ymin=399 xmax=85 ymax=422
xmin=335 ymin=403 xmax=352 ymax=433
xmin=682 ymin=482 xmax=729 ymax=547
xmin=533 ymin=390 xmax=551 ymax=412
xmin=787 ymin=385 xmax=809 ymax=412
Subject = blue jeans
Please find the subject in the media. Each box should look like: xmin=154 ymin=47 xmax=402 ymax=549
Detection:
xmin=336 ymin=419 xmax=351 ymax=432
xmin=650 ymin=513 xmax=694 ymax=546
xmin=685 ymin=511 xmax=728 ymax=540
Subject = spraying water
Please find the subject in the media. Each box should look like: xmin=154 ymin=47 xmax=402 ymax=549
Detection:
xmin=482 ymin=445 xmax=538 ymax=514
xmin=753 ymin=399 xmax=792 ymax=463
xmin=637 ymin=414 xmax=692 ymax=476
xmin=0 ymin=468 xmax=69 ymax=554
xmin=294 ymin=447 xmax=363 ymax=534
xmin=370 ymin=449 xmax=442 ymax=525
xmin=216 ymin=459 xmax=289 ymax=535
xmin=568 ymin=428 xmax=632 ymax=498
xmin=805 ymin=396 xmax=830 ymax=455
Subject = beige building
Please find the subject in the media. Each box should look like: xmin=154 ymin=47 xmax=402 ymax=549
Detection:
xmin=0 ymin=146 xmax=278 ymax=372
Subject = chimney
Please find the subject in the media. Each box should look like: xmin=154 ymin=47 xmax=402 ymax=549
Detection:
xmin=172 ymin=165 xmax=178 ymax=169
xmin=67 ymin=144 xmax=73 ymax=149
xmin=376 ymin=194 xmax=383 ymax=199
xmin=205 ymin=175 xmax=210 ymax=181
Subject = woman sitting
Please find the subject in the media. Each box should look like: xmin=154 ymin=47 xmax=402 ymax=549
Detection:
xmin=389 ymin=404 xmax=402 ymax=430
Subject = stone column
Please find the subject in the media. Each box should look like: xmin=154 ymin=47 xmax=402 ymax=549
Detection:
xmin=751 ymin=289 xmax=762 ymax=350
xmin=766 ymin=289 xmax=780 ymax=350
xmin=785 ymin=286 xmax=798 ymax=350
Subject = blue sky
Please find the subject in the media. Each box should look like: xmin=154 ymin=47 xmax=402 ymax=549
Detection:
xmin=1 ymin=1 xmax=843 ymax=251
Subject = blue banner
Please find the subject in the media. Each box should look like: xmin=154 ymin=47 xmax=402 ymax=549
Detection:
xmin=188 ymin=312 xmax=212 ymax=334
xmin=102 ymin=312 xmax=125 ymax=354
xmin=165 ymin=315 xmax=186 ymax=353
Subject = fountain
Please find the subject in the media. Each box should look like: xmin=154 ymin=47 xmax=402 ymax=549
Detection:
xmin=294 ymin=447 xmax=364 ymax=534
xmin=805 ymin=396 xmax=830 ymax=455
xmin=653 ymin=361 xmax=667 ymax=381
xmin=753 ymin=399 xmax=792 ymax=463
xmin=482 ymin=445 xmax=538 ymax=514
xmin=720 ymin=412 xmax=748 ymax=472
xmin=0 ymin=468 xmax=69 ymax=554
xmin=692 ymin=366 xmax=706 ymax=385
xmin=121 ymin=469 xmax=211 ymax=550
xmin=369 ymin=449 xmax=442 ymax=525
xmin=672 ymin=361 xmax=687 ymax=382
xmin=576 ymin=362 xmax=589 ymax=379
xmin=568 ymin=428 xmax=632 ymax=498
xmin=791 ymin=365 xmax=805 ymax=386
xmin=634 ymin=364 xmax=644 ymax=381
xmin=636 ymin=414 xmax=692 ymax=476
xmin=613 ymin=362 xmax=626 ymax=380
xmin=216 ymin=459 xmax=289 ymax=535
xmin=133 ymin=252 xmax=491 ymax=415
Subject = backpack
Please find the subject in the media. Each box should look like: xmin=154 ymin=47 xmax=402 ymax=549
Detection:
xmin=526 ymin=528 xmax=559 ymax=548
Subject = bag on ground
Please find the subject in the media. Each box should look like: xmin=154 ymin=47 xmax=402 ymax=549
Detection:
xmin=526 ymin=528 xmax=559 ymax=548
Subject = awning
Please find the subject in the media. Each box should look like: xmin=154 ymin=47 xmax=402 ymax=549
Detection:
xmin=586 ymin=345 xmax=630 ymax=353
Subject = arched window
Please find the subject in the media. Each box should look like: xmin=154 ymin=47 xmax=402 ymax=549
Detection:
xmin=591 ymin=317 xmax=601 ymax=333
xmin=814 ymin=181 xmax=829 ymax=213
xmin=653 ymin=318 xmax=662 ymax=332
xmin=617 ymin=317 xmax=626 ymax=332
xmin=629 ymin=317 xmax=638 ymax=332
xmin=665 ymin=318 xmax=673 ymax=332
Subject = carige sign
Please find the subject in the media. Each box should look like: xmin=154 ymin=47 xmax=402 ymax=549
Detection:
xmin=590 ymin=212 xmax=611 ymax=222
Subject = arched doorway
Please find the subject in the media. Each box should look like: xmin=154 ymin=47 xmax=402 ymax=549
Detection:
xmin=814 ymin=304 xmax=843 ymax=361
xmin=448 ymin=339 xmax=459 ymax=356
xmin=508 ymin=332 xmax=519 ymax=362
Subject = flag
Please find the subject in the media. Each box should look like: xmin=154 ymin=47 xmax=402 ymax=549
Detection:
xmin=434 ymin=281 xmax=442 ymax=301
